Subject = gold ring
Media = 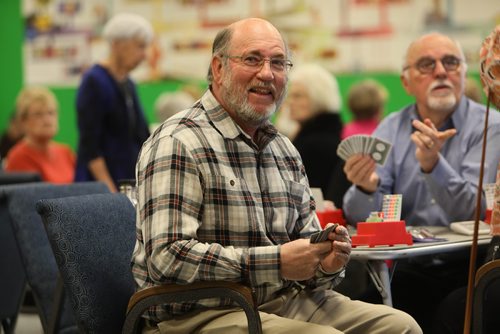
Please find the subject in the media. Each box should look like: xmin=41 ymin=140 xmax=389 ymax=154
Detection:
xmin=426 ymin=141 xmax=435 ymax=149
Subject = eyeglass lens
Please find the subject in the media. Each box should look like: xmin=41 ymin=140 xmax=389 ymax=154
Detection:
xmin=228 ymin=54 xmax=292 ymax=72
xmin=416 ymin=56 xmax=461 ymax=73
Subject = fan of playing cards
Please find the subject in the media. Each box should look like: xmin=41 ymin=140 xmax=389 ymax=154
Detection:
xmin=336 ymin=135 xmax=392 ymax=165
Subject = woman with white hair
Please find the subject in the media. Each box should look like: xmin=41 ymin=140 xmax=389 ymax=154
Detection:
xmin=287 ymin=63 xmax=343 ymax=201
xmin=74 ymin=13 xmax=153 ymax=192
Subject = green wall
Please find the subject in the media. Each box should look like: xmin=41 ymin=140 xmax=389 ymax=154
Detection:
xmin=50 ymin=80 xmax=196 ymax=151
xmin=0 ymin=1 xmax=24 ymax=132
xmin=38 ymin=75 xmax=416 ymax=150
xmin=0 ymin=0 xmax=484 ymax=151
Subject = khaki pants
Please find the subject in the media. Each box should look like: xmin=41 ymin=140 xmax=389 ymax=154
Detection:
xmin=143 ymin=287 xmax=422 ymax=334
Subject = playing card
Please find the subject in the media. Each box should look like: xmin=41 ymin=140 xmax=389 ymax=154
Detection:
xmin=310 ymin=223 xmax=338 ymax=243
xmin=336 ymin=145 xmax=350 ymax=161
xmin=336 ymin=135 xmax=392 ymax=165
xmin=368 ymin=137 xmax=392 ymax=165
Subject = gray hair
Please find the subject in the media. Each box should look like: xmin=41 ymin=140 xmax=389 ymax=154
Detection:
xmin=206 ymin=27 xmax=233 ymax=85
xmin=102 ymin=13 xmax=154 ymax=44
xmin=154 ymin=91 xmax=195 ymax=122
xmin=288 ymin=63 xmax=342 ymax=114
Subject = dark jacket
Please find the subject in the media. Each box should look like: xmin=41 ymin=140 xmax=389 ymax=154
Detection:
xmin=292 ymin=112 xmax=343 ymax=201
xmin=74 ymin=64 xmax=150 ymax=188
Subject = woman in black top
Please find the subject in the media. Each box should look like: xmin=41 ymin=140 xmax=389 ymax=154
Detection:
xmin=287 ymin=63 xmax=344 ymax=205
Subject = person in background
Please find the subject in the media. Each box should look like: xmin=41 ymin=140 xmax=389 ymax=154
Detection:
xmin=274 ymin=104 xmax=300 ymax=140
xmin=5 ymin=86 xmax=75 ymax=183
xmin=150 ymin=90 xmax=195 ymax=132
xmin=325 ymin=79 xmax=388 ymax=209
xmin=74 ymin=13 xmax=153 ymax=192
xmin=132 ymin=17 xmax=421 ymax=334
xmin=342 ymin=32 xmax=500 ymax=332
xmin=341 ymin=79 xmax=387 ymax=139
xmin=0 ymin=110 xmax=24 ymax=166
xmin=287 ymin=63 xmax=343 ymax=200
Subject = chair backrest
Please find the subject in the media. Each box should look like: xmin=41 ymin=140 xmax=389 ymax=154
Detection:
xmin=0 ymin=174 xmax=41 ymax=333
xmin=473 ymin=259 xmax=500 ymax=333
xmin=0 ymin=171 xmax=40 ymax=185
xmin=0 ymin=182 xmax=109 ymax=333
xmin=36 ymin=193 xmax=137 ymax=334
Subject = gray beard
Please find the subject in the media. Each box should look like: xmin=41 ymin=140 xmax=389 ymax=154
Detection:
xmin=221 ymin=69 xmax=286 ymax=127
xmin=427 ymin=94 xmax=457 ymax=112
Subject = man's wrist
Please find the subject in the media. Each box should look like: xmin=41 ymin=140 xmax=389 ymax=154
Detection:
xmin=356 ymin=185 xmax=375 ymax=194
xmin=317 ymin=263 xmax=344 ymax=276
xmin=356 ymin=179 xmax=380 ymax=194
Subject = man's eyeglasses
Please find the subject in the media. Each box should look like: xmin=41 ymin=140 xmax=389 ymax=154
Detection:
xmin=223 ymin=53 xmax=293 ymax=73
xmin=403 ymin=55 xmax=462 ymax=74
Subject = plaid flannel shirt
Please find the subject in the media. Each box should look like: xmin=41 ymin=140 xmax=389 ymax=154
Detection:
xmin=131 ymin=90 xmax=342 ymax=321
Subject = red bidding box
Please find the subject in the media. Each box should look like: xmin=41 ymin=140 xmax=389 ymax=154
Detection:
xmin=316 ymin=209 xmax=346 ymax=228
xmin=486 ymin=209 xmax=492 ymax=224
xmin=352 ymin=221 xmax=413 ymax=247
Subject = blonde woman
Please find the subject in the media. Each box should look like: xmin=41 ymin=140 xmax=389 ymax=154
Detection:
xmin=5 ymin=86 xmax=75 ymax=183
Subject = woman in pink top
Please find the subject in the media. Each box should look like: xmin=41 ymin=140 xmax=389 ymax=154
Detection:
xmin=341 ymin=79 xmax=388 ymax=139
xmin=5 ymin=86 xmax=75 ymax=183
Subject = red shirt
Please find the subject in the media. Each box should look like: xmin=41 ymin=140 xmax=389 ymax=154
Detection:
xmin=5 ymin=140 xmax=76 ymax=184
xmin=341 ymin=118 xmax=379 ymax=140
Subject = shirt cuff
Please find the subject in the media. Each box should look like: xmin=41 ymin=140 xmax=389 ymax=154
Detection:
xmin=316 ymin=264 xmax=345 ymax=277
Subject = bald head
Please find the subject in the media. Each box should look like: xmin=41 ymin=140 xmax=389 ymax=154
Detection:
xmin=229 ymin=18 xmax=283 ymax=43
xmin=403 ymin=32 xmax=466 ymax=72
xmin=207 ymin=18 xmax=288 ymax=84
xmin=400 ymin=32 xmax=467 ymax=122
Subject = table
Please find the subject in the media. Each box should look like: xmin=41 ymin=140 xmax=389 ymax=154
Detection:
xmin=350 ymin=226 xmax=492 ymax=306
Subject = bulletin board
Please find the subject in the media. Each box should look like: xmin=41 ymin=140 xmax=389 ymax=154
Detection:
xmin=23 ymin=0 xmax=500 ymax=86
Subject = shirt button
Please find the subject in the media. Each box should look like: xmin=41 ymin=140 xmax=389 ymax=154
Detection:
xmin=430 ymin=198 xmax=436 ymax=204
xmin=230 ymin=180 xmax=235 ymax=186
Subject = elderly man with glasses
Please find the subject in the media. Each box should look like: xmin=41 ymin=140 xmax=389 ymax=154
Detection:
xmin=132 ymin=17 xmax=421 ymax=334
xmin=343 ymin=32 xmax=500 ymax=332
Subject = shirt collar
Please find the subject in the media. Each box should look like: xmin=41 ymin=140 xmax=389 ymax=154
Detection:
xmin=409 ymin=97 xmax=468 ymax=132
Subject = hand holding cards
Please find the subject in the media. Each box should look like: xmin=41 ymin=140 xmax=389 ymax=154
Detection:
xmin=337 ymin=135 xmax=392 ymax=165
xmin=310 ymin=223 xmax=338 ymax=243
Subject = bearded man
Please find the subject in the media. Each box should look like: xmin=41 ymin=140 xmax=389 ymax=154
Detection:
xmin=342 ymin=32 xmax=500 ymax=333
xmin=131 ymin=18 xmax=421 ymax=334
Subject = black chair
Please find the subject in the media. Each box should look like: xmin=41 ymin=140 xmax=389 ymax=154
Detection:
xmin=0 ymin=173 xmax=41 ymax=334
xmin=36 ymin=193 xmax=262 ymax=334
xmin=0 ymin=171 xmax=40 ymax=185
xmin=0 ymin=182 xmax=109 ymax=334
xmin=473 ymin=259 xmax=500 ymax=333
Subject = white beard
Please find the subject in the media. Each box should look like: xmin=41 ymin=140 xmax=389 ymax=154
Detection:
xmin=426 ymin=80 xmax=458 ymax=112
xmin=427 ymin=94 xmax=457 ymax=112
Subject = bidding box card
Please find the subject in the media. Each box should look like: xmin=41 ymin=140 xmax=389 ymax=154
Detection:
xmin=382 ymin=194 xmax=402 ymax=222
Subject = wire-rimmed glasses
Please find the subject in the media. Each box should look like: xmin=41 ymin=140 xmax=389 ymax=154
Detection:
xmin=224 ymin=53 xmax=293 ymax=73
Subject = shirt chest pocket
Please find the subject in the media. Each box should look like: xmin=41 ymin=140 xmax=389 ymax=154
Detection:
xmin=200 ymin=175 xmax=306 ymax=245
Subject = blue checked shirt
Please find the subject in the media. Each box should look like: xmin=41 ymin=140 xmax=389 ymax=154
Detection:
xmin=131 ymin=90 xmax=342 ymax=321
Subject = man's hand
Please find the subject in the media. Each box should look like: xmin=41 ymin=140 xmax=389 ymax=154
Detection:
xmin=343 ymin=154 xmax=379 ymax=193
xmin=411 ymin=119 xmax=456 ymax=173
xmin=320 ymin=224 xmax=352 ymax=273
xmin=280 ymin=224 xmax=352 ymax=280
xmin=280 ymin=238 xmax=331 ymax=280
